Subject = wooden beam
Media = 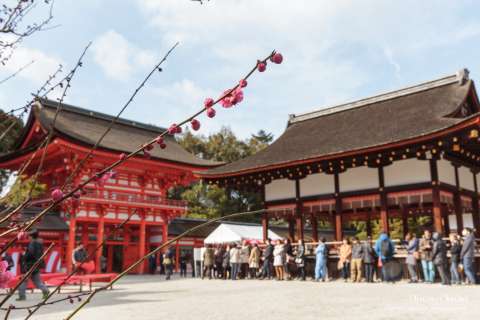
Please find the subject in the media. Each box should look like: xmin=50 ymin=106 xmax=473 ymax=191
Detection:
xmin=401 ymin=205 xmax=409 ymax=238
xmin=366 ymin=209 xmax=372 ymax=237
xmin=430 ymin=159 xmax=444 ymax=234
xmin=95 ymin=211 xmax=105 ymax=273
xmin=472 ymin=172 xmax=480 ymax=236
xmin=453 ymin=165 xmax=464 ymax=232
xmin=334 ymin=172 xmax=343 ymax=241
xmin=138 ymin=214 xmax=146 ymax=274
xmin=311 ymin=212 xmax=318 ymax=242
xmin=261 ymin=188 xmax=268 ymax=242
xmin=66 ymin=211 xmax=77 ymax=273
xmin=378 ymin=166 xmax=389 ymax=234
xmin=295 ymin=179 xmax=304 ymax=241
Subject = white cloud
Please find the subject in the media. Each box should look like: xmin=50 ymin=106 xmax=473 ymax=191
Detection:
xmin=133 ymin=0 xmax=480 ymax=138
xmin=92 ymin=30 xmax=156 ymax=80
xmin=0 ymin=45 xmax=62 ymax=85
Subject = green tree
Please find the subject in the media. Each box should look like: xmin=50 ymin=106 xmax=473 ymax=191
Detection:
xmin=0 ymin=175 xmax=46 ymax=207
xmin=0 ymin=110 xmax=24 ymax=193
xmin=175 ymin=126 xmax=273 ymax=220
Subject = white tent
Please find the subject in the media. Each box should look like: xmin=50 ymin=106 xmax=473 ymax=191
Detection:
xmin=204 ymin=223 xmax=282 ymax=244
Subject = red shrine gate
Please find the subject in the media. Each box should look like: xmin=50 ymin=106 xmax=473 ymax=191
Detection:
xmin=0 ymin=98 xmax=218 ymax=274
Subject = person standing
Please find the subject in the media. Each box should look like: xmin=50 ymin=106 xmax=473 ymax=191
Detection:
xmin=419 ymin=230 xmax=435 ymax=283
xmin=17 ymin=230 xmax=50 ymax=301
xmin=350 ymin=237 xmax=363 ymax=282
xmin=222 ymin=245 xmax=231 ymax=280
xmin=239 ymin=241 xmax=250 ymax=279
xmin=72 ymin=243 xmax=88 ymax=274
xmin=148 ymin=252 xmax=157 ymax=275
xmin=404 ymin=233 xmax=419 ymax=283
xmin=214 ymin=246 xmax=224 ymax=279
xmin=249 ymin=243 xmax=261 ymax=279
xmin=432 ymin=232 xmax=450 ymax=285
xmin=374 ymin=232 xmax=395 ymax=282
xmin=273 ymin=240 xmax=285 ymax=280
xmin=295 ymin=239 xmax=306 ymax=281
xmin=1 ymin=252 xmax=14 ymax=272
xmin=338 ymin=238 xmax=352 ymax=282
xmin=260 ymin=239 xmax=273 ymax=280
xmin=449 ymin=233 xmax=461 ymax=285
xmin=229 ymin=244 xmax=241 ymax=280
xmin=179 ymin=252 xmax=188 ymax=278
xmin=283 ymin=238 xmax=294 ymax=280
xmin=460 ymin=227 xmax=477 ymax=285
xmin=202 ymin=245 xmax=215 ymax=280
xmin=163 ymin=247 xmax=174 ymax=280
xmin=362 ymin=236 xmax=376 ymax=283
xmin=314 ymin=238 xmax=328 ymax=282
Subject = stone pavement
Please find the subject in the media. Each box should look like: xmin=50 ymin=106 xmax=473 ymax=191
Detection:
xmin=5 ymin=276 xmax=480 ymax=320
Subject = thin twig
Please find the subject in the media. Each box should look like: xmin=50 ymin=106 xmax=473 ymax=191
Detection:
xmin=0 ymin=50 xmax=277 ymax=268
xmin=65 ymin=209 xmax=266 ymax=319
xmin=0 ymin=60 xmax=34 ymax=85
xmin=0 ymin=243 xmax=55 ymax=308
xmin=62 ymin=42 xmax=179 ymax=190
xmin=24 ymin=212 xmax=134 ymax=319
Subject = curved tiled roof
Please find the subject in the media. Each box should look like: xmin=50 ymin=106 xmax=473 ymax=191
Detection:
xmin=201 ymin=70 xmax=477 ymax=177
xmin=8 ymin=99 xmax=219 ymax=167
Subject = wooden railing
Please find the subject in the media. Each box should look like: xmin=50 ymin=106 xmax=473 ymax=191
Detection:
xmin=81 ymin=190 xmax=187 ymax=208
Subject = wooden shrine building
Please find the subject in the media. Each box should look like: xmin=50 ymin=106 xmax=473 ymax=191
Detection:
xmin=0 ymin=98 xmax=218 ymax=273
xmin=199 ymin=69 xmax=480 ymax=242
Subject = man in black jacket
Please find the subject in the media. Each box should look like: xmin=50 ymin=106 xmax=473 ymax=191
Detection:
xmin=432 ymin=232 xmax=450 ymax=285
xmin=260 ymin=238 xmax=273 ymax=280
xmin=362 ymin=236 xmax=376 ymax=283
xmin=17 ymin=230 xmax=50 ymax=300
xmin=460 ymin=228 xmax=477 ymax=284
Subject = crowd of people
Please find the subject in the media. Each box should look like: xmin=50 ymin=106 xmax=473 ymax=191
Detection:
xmin=200 ymin=227 xmax=479 ymax=285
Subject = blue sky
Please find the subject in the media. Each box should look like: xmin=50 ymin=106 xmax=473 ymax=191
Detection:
xmin=1 ymin=0 xmax=480 ymax=140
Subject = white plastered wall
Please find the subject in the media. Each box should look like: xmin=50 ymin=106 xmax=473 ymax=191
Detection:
xmin=458 ymin=166 xmax=475 ymax=191
xmin=339 ymin=166 xmax=378 ymax=192
xmin=265 ymin=178 xmax=295 ymax=201
xmin=299 ymin=173 xmax=334 ymax=197
xmin=437 ymin=159 xmax=456 ymax=185
xmin=384 ymin=158 xmax=430 ymax=187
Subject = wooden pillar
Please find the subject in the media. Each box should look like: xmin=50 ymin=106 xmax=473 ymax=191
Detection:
xmin=81 ymin=224 xmax=89 ymax=246
xmin=175 ymin=241 xmax=180 ymax=272
xmin=443 ymin=205 xmax=450 ymax=236
xmin=107 ymin=244 xmax=113 ymax=273
xmin=453 ymin=165 xmax=464 ymax=232
xmin=401 ymin=205 xmax=409 ymax=238
xmin=430 ymin=159 xmax=444 ymax=234
xmin=334 ymin=172 xmax=343 ymax=241
xmin=294 ymin=179 xmax=304 ymax=241
xmin=288 ymin=218 xmax=295 ymax=241
xmin=378 ymin=167 xmax=389 ymax=234
xmin=261 ymin=188 xmax=268 ymax=242
xmin=162 ymin=218 xmax=169 ymax=248
xmin=262 ymin=212 xmax=269 ymax=242
xmin=472 ymin=172 xmax=480 ymax=236
xmin=365 ymin=209 xmax=372 ymax=237
xmin=66 ymin=213 xmax=77 ymax=273
xmin=310 ymin=213 xmax=318 ymax=242
xmin=138 ymin=214 xmax=146 ymax=274
xmin=95 ymin=211 xmax=105 ymax=273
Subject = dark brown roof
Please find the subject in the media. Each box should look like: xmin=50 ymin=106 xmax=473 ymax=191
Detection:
xmin=200 ymin=70 xmax=478 ymax=177
xmin=25 ymin=99 xmax=219 ymax=167
xmin=0 ymin=206 xmax=69 ymax=231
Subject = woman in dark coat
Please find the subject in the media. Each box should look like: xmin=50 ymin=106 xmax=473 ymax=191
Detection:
xmin=432 ymin=232 xmax=450 ymax=285
xmin=295 ymin=239 xmax=306 ymax=281
xmin=449 ymin=233 xmax=461 ymax=285
xmin=362 ymin=236 xmax=376 ymax=283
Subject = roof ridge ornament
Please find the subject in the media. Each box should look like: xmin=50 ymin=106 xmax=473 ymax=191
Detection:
xmin=289 ymin=69 xmax=470 ymax=124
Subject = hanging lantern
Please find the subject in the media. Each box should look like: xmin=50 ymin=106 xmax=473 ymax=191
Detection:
xmin=470 ymin=129 xmax=479 ymax=139
xmin=453 ymin=144 xmax=460 ymax=152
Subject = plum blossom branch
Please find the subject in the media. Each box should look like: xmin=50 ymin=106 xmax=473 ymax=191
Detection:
xmin=23 ymin=212 xmax=135 ymax=318
xmin=0 ymin=243 xmax=54 ymax=309
xmin=61 ymin=42 xmax=179 ymax=190
xmin=65 ymin=208 xmax=267 ymax=319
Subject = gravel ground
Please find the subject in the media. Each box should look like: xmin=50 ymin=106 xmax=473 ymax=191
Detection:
xmin=4 ymin=276 xmax=480 ymax=320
